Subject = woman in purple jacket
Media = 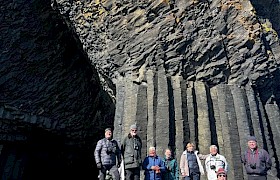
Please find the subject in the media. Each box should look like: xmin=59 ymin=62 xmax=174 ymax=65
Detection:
xmin=142 ymin=147 xmax=166 ymax=180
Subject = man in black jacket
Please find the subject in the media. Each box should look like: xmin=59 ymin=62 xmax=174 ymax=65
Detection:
xmin=94 ymin=128 xmax=121 ymax=180
xmin=121 ymin=124 xmax=142 ymax=180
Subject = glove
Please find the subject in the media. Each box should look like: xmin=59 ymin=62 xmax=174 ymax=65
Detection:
xmin=97 ymin=162 xmax=102 ymax=169
xmin=117 ymin=161 xmax=121 ymax=168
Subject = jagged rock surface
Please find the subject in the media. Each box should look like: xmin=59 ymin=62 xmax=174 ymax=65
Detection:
xmin=56 ymin=0 xmax=280 ymax=90
xmin=1 ymin=0 xmax=280 ymax=179
xmin=0 ymin=0 xmax=115 ymax=179
xmin=55 ymin=0 xmax=280 ymax=179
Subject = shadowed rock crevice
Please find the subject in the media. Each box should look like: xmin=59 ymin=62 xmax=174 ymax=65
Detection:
xmin=205 ymin=86 xmax=218 ymax=146
xmin=263 ymin=103 xmax=280 ymax=177
xmin=191 ymin=85 xmax=199 ymax=151
xmin=249 ymin=0 xmax=280 ymax=36
xmin=167 ymin=77 xmax=175 ymax=153
xmin=0 ymin=0 xmax=115 ymax=179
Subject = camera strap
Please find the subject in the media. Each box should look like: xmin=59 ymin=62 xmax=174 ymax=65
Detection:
xmin=247 ymin=149 xmax=258 ymax=164
xmin=103 ymin=138 xmax=116 ymax=150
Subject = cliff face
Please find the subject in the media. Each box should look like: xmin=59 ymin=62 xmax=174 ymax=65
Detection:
xmin=0 ymin=0 xmax=114 ymax=179
xmin=1 ymin=0 xmax=280 ymax=179
xmin=56 ymin=0 xmax=280 ymax=89
xmin=55 ymin=0 xmax=280 ymax=179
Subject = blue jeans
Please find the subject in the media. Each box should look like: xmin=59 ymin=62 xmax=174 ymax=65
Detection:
xmin=184 ymin=172 xmax=200 ymax=180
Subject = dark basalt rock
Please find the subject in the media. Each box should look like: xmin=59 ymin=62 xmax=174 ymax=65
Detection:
xmin=54 ymin=0 xmax=280 ymax=179
xmin=0 ymin=0 xmax=115 ymax=179
xmin=1 ymin=0 xmax=280 ymax=179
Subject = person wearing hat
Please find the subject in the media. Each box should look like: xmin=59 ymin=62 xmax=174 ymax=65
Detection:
xmin=94 ymin=128 xmax=121 ymax=180
xmin=121 ymin=124 xmax=142 ymax=180
xmin=216 ymin=168 xmax=227 ymax=180
xmin=241 ymin=136 xmax=272 ymax=180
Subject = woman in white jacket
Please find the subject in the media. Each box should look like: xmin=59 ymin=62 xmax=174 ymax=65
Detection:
xmin=180 ymin=143 xmax=208 ymax=180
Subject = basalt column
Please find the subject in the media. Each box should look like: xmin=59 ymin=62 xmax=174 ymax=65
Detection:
xmin=114 ymin=72 xmax=280 ymax=179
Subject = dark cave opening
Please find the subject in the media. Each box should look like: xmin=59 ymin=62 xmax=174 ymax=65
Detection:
xmin=0 ymin=128 xmax=99 ymax=180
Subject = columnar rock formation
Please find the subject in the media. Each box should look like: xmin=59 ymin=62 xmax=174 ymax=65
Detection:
xmin=55 ymin=0 xmax=280 ymax=179
xmin=1 ymin=0 xmax=280 ymax=179
xmin=113 ymin=72 xmax=280 ymax=180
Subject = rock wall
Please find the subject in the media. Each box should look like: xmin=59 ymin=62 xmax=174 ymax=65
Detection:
xmin=55 ymin=0 xmax=280 ymax=179
xmin=56 ymin=0 xmax=280 ymax=89
xmin=0 ymin=0 xmax=115 ymax=179
xmin=1 ymin=0 xmax=280 ymax=179
xmin=113 ymin=71 xmax=280 ymax=180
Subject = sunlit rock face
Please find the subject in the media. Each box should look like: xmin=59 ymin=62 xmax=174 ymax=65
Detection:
xmin=56 ymin=0 xmax=280 ymax=88
xmin=55 ymin=1 xmax=280 ymax=179
xmin=1 ymin=0 xmax=280 ymax=179
xmin=0 ymin=0 xmax=114 ymax=179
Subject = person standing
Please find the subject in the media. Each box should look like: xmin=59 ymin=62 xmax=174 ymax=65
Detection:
xmin=180 ymin=143 xmax=207 ymax=180
xmin=162 ymin=148 xmax=179 ymax=180
xmin=142 ymin=147 xmax=166 ymax=180
xmin=121 ymin=124 xmax=142 ymax=180
xmin=241 ymin=136 xmax=272 ymax=180
xmin=205 ymin=145 xmax=228 ymax=180
xmin=94 ymin=128 xmax=121 ymax=180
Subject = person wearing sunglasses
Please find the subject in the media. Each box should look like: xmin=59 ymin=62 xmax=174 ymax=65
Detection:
xmin=121 ymin=124 xmax=142 ymax=180
xmin=216 ymin=168 xmax=227 ymax=180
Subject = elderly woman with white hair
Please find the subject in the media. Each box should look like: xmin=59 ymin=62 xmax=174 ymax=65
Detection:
xmin=142 ymin=147 xmax=166 ymax=180
xmin=205 ymin=145 xmax=228 ymax=180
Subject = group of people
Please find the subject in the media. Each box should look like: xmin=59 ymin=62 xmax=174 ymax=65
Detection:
xmin=94 ymin=124 xmax=142 ymax=180
xmin=179 ymin=143 xmax=228 ymax=180
xmin=94 ymin=124 xmax=272 ymax=180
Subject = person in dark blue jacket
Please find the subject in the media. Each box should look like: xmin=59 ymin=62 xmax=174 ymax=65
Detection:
xmin=94 ymin=128 xmax=121 ymax=180
xmin=142 ymin=147 xmax=166 ymax=180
